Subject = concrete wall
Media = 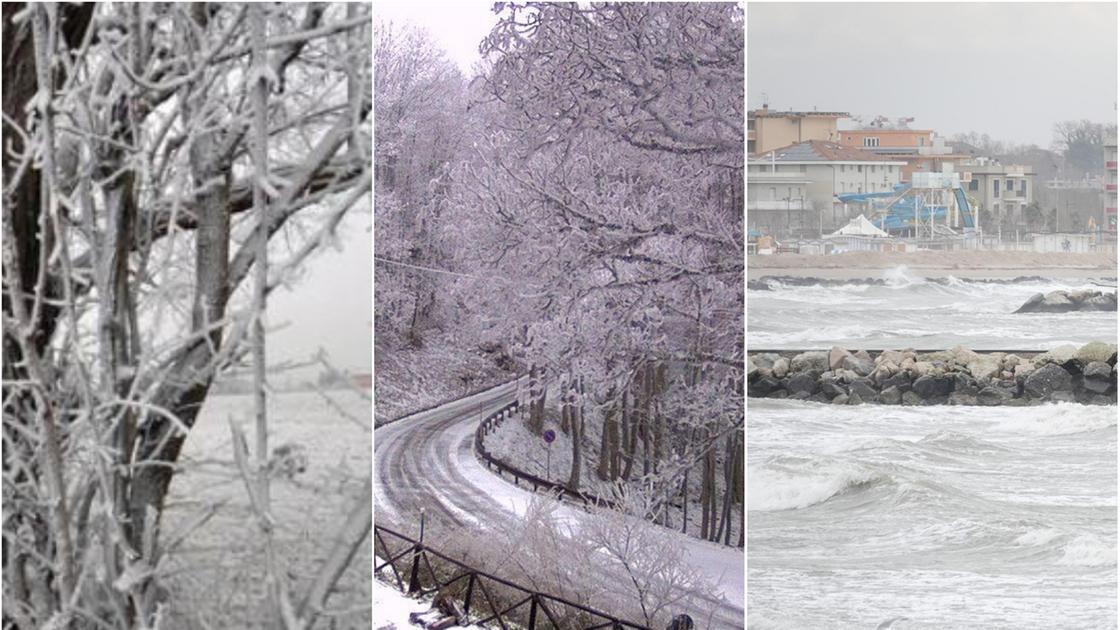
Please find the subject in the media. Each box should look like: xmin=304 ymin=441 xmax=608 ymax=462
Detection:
xmin=753 ymin=116 xmax=840 ymax=154
xmin=840 ymin=129 xmax=933 ymax=148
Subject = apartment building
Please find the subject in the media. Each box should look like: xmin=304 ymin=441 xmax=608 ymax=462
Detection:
xmin=958 ymin=159 xmax=1035 ymax=226
xmin=748 ymin=140 xmax=905 ymax=238
xmin=748 ymin=106 xmax=848 ymax=155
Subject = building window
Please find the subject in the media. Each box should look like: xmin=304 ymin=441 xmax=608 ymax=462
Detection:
xmin=969 ymin=179 xmax=979 ymax=191
xmin=864 ymin=137 xmax=880 ymax=147
xmin=993 ymin=179 xmax=1000 ymax=198
xmin=1006 ymin=179 xmax=1014 ymax=192
xmin=858 ymin=165 xmax=863 ymax=173
xmin=840 ymin=164 xmax=846 ymax=172
xmin=1019 ymin=179 xmax=1027 ymax=196
xmin=918 ymin=137 xmax=926 ymax=146
xmin=871 ymin=165 xmax=877 ymax=173
xmin=769 ymin=187 xmax=777 ymax=200
xmin=800 ymin=164 xmax=807 ymax=173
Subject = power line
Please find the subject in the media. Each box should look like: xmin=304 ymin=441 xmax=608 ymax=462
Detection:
xmin=373 ymin=255 xmax=482 ymax=279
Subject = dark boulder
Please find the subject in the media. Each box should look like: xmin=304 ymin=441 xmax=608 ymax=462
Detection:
xmin=787 ymin=372 xmax=818 ymax=395
xmin=848 ymin=379 xmax=878 ymax=402
xmin=879 ymin=386 xmax=902 ymax=405
xmin=912 ymin=375 xmax=953 ymax=400
xmin=976 ymin=386 xmax=1013 ymax=406
xmin=819 ymin=379 xmax=847 ymax=398
xmin=1080 ymin=361 xmax=1115 ymax=394
xmin=901 ymin=390 xmax=924 ymax=406
xmin=880 ymin=372 xmax=912 ymax=391
xmin=749 ymin=376 xmax=781 ymax=397
xmin=1015 ymin=290 xmax=1117 ymax=313
xmin=1023 ymin=363 xmax=1073 ymax=399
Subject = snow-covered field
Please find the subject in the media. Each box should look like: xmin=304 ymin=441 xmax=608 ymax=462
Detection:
xmin=162 ymin=388 xmax=371 ymax=628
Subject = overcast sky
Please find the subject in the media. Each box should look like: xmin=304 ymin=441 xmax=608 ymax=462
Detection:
xmin=748 ymin=2 xmax=1117 ymax=147
xmin=268 ymin=206 xmax=371 ymax=376
xmin=375 ymin=1 xmax=499 ymax=75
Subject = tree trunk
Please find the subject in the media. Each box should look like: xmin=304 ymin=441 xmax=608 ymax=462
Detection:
xmin=567 ymin=376 xmax=583 ymax=492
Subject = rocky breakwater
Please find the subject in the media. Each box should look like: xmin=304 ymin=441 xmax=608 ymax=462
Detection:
xmin=1015 ymin=289 xmax=1116 ymax=313
xmin=747 ymin=342 xmax=1117 ymax=406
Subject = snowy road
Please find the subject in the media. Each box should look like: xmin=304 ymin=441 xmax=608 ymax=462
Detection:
xmin=373 ymin=378 xmax=744 ymax=628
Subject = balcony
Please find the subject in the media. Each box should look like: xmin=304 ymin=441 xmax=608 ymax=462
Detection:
xmin=1106 ymin=160 xmax=1117 ymax=169
xmin=1107 ymin=207 xmax=1118 ymax=215
xmin=748 ymin=199 xmax=806 ymax=211
xmin=1107 ymin=184 xmax=1118 ymax=192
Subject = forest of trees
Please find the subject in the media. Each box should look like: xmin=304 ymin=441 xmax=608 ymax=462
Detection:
xmin=375 ymin=3 xmax=744 ymax=545
xmin=2 ymin=4 xmax=371 ymax=627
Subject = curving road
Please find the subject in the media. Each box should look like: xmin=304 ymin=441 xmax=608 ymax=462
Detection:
xmin=374 ymin=377 xmax=744 ymax=628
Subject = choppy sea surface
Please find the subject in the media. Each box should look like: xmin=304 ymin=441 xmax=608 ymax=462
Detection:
xmin=747 ymin=270 xmax=1118 ymax=629
xmin=747 ymin=266 xmax=1116 ymax=349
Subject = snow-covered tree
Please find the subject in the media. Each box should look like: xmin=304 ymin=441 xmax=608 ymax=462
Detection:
xmin=2 ymin=3 xmax=370 ymax=626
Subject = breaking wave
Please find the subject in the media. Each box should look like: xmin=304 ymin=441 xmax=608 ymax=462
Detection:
xmin=747 ymin=456 xmax=890 ymax=511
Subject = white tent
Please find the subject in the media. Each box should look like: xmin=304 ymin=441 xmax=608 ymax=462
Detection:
xmin=826 ymin=214 xmax=889 ymax=238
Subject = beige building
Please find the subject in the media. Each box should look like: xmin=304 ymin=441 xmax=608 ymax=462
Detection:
xmin=748 ymin=141 xmax=905 ymax=238
xmin=748 ymin=107 xmax=848 ymax=155
xmin=1106 ymin=137 xmax=1117 ymax=232
xmin=958 ymin=159 xmax=1034 ymax=227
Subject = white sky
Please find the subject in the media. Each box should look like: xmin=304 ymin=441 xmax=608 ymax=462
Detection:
xmin=748 ymin=2 xmax=1118 ymax=147
xmin=374 ymin=1 xmax=501 ymax=75
xmin=267 ymin=206 xmax=371 ymax=375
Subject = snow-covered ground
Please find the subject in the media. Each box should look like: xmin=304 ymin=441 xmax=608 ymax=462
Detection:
xmin=164 ymin=388 xmax=371 ymax=628
xmin=373 ymin=574 xmax=489 ymax=630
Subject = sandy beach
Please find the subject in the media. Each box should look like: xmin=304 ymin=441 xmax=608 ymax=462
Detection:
xmin=747 ymin=250 xmax=1117 ymax=280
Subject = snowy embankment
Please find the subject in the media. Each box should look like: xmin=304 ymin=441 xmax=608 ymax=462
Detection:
xmin=450 ymin=418 xmax=745 ymax=608
xmin=374 ymin=332 xmax=514 ymax=425
xmin=485 ymin=407 xmax=743 ymax=545
xmin=373 ymin=577 xmax=485 ymax=630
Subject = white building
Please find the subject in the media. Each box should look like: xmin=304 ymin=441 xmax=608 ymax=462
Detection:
xmin=747 ymin=140 xmax=905 ymax=238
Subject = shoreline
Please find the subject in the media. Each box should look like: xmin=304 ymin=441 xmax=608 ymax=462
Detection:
xmin=747 ymin=251 xmax=1116 ymax=280
xmin=748 ymin=266 xmax=1115 ymax=280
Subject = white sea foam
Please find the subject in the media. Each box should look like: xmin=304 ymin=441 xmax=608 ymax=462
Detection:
xmin=992 ymin=404 xmax=1117 ymax=436
xmin=1012 ymin=527 xmax=1065 ymax=547
xmin=1057 ymin=535 xmax=1117 ymax=567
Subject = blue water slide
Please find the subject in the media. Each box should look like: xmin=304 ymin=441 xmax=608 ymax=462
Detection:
xmin=953 ymin=187 xmax=976 ymax=229
xmin=836 ymin=190 xmax=896 ymax=204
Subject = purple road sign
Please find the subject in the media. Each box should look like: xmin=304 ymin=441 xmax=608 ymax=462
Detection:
xmin=543 ymin=429 xmax=556 ymax=443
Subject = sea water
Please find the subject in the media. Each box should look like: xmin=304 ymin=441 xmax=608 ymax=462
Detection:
xmin=747 ymin=268 xmax=1116 ymax=349
xmin=747 ymin=272 xmax=1117 ymax=629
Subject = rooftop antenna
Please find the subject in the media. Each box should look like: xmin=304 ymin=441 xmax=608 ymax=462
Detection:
xmin=761 ymin=92 xmax=769 ymax=108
